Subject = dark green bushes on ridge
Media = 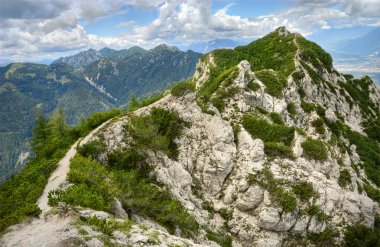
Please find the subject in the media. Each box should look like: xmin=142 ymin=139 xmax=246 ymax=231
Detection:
xmin=301 ymin=138 xmax=328 ymax=161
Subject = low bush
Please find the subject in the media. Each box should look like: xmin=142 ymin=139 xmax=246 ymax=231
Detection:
xmin=287 ymin=102 xmax=297 ymax=116
xmin=248 ymin=167 xmax=297 ymax=212
xmin=255 ymin=70 xmax=287 ymax=97
xmin=264 ymin=142 xmax=294 ymax=159
xmin=270 ymin=112 xmax=285 ymax=125
xmin=312 ymin=118 xmax=325 ymax=135
xmin=307 ymin=228 xmax=339 ymax=247
xmin=125 ymin=107 xmax=186 ymax=159
xmin=338 ymin=169 xmax=352 ymax=188
xmin=344 ymin=222 xmax=380 ymax=247
xmin=171 ymin=80 xmax=195 ymax=97
xmin=292 ymin=181 xmax=316 ymax=202
xmin=301 ymin=100 xmax=315 ymax=113
xmin=247 ymin=81 xmax=261 ymax=91
xmin=77 ymin=140 xmax=106 ymax=159
xmin=301 ymin=138 xmax=328 ymax=161
xmin=306 ymin=205 xmax=327 ymax=221
xmin=206 ymin=229 xmax=233 ymax=247
xmin=242 ymin=115 xmax=295 ymax=145
xmin=363 ymin=183 xmax=380 ymax=204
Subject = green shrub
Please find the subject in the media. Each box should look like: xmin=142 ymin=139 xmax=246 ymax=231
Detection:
xmin=264 ymin=142 xmax=294 ymax=159
xmin=298 ymin=88 xmax=306 ymax=98
xmin=312 ymin=118 xmax=325 ymax=135
xmin=247 ymin=81 xmax=261 ymax=91
xmin=301 ymin=100 xmax=315 ymax=113
xmin=206 ymin=229 xmax=233 ymax=247
xmin=270 ymin=112 xmax=285 ymax=125
xmin=344 ymin=223 xmax=380 ymax=247
xmin=82 ymin=216 xmax=133 ymax=236
xmin=306 ymin=205 xmax=327 ymax=221
xmin=255 ymin=70 xmax=287 ymax=97
xmin=292 ymin=181 xmax=315 ymax=202
xmin=125 ymin=107 xmax=186 ymax=159
xmin=219 ymin=208 xmax=233 ymax=221
xmin=77 ymin=140 xmax=106 ymax=159
xmin=48 ymin=185 xmax=108 ymax=211
xmin=107 ymin=148 xmax=149 ymax=174
xmin=256 ymin=107 xmax=268 ymax=114
xmin=338 ymin=169 xmax=352 ymax=188
xmin=363 ymin=183 xmax=380 ymax=204
xmin=307 ymin=228 xmax=339 ymax=247
xmin=287 ymin=102 xmax=297 ymax=116
xmin=199 ymin=67 xmax=238 ymax=100
xmin=279 ymin=192 xmax=297 ymax=213
xmin=292 ymin=70 xmax=305 ymax=82
xmin=171 ymin=80 xmax=195 ymax=97
xmin=301 ymin=138 xmax=328 ymax=161
xmin=242 ymin=115 xmax=295 ymax=145
xmin=248 ymin=167 xmax=297 ymax=212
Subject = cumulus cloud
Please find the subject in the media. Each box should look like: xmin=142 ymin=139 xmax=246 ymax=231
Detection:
xmin=0 ymin=0 xmax=379 ymax=61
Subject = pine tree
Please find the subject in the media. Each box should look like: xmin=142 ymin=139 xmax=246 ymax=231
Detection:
xmin=31 ymin=107 xmax=47 ymax=152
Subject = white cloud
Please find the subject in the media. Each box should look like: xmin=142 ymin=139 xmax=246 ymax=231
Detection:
xmin=0 ymin=0 xmax=379 ymax=62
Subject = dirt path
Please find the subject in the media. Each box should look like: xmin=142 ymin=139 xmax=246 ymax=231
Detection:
xmin=0 ymin=120 xmax=112 ymax=246
xmin=37 ymin=120 xmax=111 ymax=216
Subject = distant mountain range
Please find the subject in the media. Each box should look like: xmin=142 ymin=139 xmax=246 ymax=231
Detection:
xmin=187 ymin=39 xmax=244 ymax=53
xmin=332 ymin=27 xmax=380 ymax=56
xmin=0 ymin=45 xmax=201 ymax=183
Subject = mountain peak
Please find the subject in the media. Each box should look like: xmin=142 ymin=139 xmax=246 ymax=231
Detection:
xmin=152 ymin=44 xmax=180 ymax=52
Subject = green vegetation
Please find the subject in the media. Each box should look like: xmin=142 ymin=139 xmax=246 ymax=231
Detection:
xmin=77 ymin=216 xmax=133 ymax=236
xmin=287 ymin=102 xmax=297 ymax=116
xmin=363 ymin=183 xmax=380 ymax=204
xmin=270 ymin=112 xmax=285 ymax=125
xmin=125 ymin=107 xmax=187 ymax=159
xmin=264 ymin=142 xmax=294 ymax=159
xmin=243 ymin=115 xmax=295 ymax=159
xmin=301 ymin=138 xmax=328 ymax=161
xmin=292 ymin=181 xmax=315 ymax=202
xmin=301 ymin=100 xmax=315 ymax=113
xmin=124 ymin=92 xmax=166 ymax=112
xmin=255 ymin=70 xmax=287 ymax=97
xmin=48 ymin=108 xmax=198 ymax=238
xmin=312 ymin=118 xmax=325 ymax=135
xmin=297 ymin=36 xmax=333 ymax=72
xmin=344 ymin=215 xmax=380 ymax=247
xmin=198 ymin=66 xmax=238 ymax=100
xmin=324 ymin=119 xmax=380 ymax=188
xmin=50 ymin=153 xmax=199 ymax=238
xmin=0 ymin=108 xmax=119 ymax=233
xmin=171 ymin=80 xmax=195 ymax=97
xmin=235 ymin=27 xmax=298 ymax=76
xmin=248 ymin=167 xmax=297 ymax=212
xmin=77 ymin=140 xmax=106 ymax=160
xmin=338 ymin=169 xmax=352 ymax=188
xmin=308 ymin=228 xmax=339 ymax=247
xmin=206 ymin=229 xmax=233 ymax=247
xmin=247 ymin=81 xmax=261 ymax=91
xmin=306 ymin=205 xmax=327 ymax=221
xmin=242 ymin=115 xmax=294 ymax=145
xmin=292 ymin=70 xmax=305 ymax=82
xmin=338 ymin=77 xmax=377 ymax=118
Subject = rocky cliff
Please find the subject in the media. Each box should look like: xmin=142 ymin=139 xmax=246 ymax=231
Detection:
xmin=1 ymin=27 xmax=380 ymax=247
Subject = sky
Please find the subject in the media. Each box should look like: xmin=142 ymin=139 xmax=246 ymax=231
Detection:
xmin=1 ymin=0 xmax=380 ymax=63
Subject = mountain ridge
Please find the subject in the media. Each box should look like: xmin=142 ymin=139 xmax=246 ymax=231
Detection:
xmin=1 ymin=27 xmax=380 ymax=246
